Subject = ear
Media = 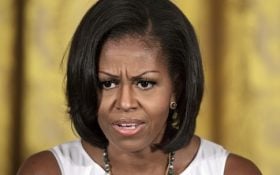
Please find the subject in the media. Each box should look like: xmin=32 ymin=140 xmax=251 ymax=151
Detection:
xmin=170 ymin=93 xmax=176 ymax=103
xmin=170 ymin=92 xmax=177 ymax=110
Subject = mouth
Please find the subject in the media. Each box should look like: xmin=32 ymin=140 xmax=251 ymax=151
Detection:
xmin=116 ymin=123 xmax=139 ymax=129
xmin=112 ymin=120 xmax=145 ymax=136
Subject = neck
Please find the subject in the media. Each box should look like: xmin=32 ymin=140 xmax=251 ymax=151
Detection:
xmin=105 ymin=145 xmax=173 ymax=175
xmin=111 ymin=147 xmax=166 ymax=165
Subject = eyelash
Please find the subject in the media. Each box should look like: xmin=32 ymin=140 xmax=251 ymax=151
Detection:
xmin=136 ymin=79 xmax=156 ymax=90
xmin=98 ymin=79 xmax=119 ymax=90
xmin=98 ymin=79 xmax=156 ymax=90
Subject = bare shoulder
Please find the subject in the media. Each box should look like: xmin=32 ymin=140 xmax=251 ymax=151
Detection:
xmin=224 ymin=153 xmax=262 ymax=175
xmin=17 ymin=151 xmax=60 ymax=175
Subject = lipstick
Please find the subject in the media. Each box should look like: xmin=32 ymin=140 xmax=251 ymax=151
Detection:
xmin=112 ymin=120 xmax=145 ymax=136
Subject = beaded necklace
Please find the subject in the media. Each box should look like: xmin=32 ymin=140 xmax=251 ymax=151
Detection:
xmin=103 ymin=149 xmax=175 ymax=175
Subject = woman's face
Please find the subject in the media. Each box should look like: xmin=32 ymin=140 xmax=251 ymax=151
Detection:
xmin=97 ymin=36 xmax=175 ymax=152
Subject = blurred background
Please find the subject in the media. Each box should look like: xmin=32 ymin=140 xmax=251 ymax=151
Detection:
xmin=0 ymin=0 xmax=279 ymax=174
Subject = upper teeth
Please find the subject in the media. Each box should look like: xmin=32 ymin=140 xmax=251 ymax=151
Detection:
xmin=119 ymin=123 xmax=137 ymax=127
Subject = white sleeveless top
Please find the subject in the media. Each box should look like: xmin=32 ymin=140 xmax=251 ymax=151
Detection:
xmin=50 ymin=139 xmax=229 ymax=175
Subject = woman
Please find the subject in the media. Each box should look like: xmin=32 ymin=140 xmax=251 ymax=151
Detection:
xmin=18 ymin=0 xmax=261 ymax=174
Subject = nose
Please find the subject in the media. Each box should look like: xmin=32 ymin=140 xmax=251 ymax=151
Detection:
xmin=116 ymin=84 xmax=137 ymax=112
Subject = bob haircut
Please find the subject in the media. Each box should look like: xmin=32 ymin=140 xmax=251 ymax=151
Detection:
xmin=66 ymin=0 xmax=204 ymax=153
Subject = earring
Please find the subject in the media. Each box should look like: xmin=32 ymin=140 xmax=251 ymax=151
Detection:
xmin=171 ymin=112 xmax=179 ymax=130
xmin=170 ymin=102 xmax=177 ymax=110
xmin=170 ymin=102 xmax=179 ymax=129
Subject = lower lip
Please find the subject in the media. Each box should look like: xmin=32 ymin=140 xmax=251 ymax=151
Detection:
xmin=112 ymin=124 xmax=145 ymax=136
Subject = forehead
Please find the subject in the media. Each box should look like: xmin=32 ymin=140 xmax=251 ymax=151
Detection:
xmin=99 ymin=35 xmax=167 ymax=66
xmin=103 ymin=35 xmax=161 ymax=53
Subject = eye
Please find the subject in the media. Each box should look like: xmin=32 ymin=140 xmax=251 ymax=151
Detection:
xmin=136 ymin=80 xmax=156 ymax=90
xmin=99 ymin=80 xmax=118 ymax=90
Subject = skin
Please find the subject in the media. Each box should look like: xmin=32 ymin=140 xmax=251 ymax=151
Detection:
xmin=97 ymin=36 xmax=175 ymax=153
xmin=96 ymin=36 xmax=175 ymax=174
xmin=17 ymin=36 xmax=262 ymax=175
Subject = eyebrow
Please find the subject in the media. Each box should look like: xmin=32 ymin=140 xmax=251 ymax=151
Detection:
xmin=98 ymin=70 xmax=160 ymax=79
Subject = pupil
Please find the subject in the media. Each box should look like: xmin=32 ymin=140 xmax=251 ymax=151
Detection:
xmin=141 ymin=81 xmax=148 ymax=87
xmin=104 ymin=81 xmax=111 ymax=87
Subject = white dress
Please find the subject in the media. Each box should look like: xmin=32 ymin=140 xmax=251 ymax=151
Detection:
xmin=50 ymin=138 xmax=229 ymax=175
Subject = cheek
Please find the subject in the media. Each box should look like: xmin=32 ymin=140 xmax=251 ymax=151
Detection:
xmin=97 ymin=107 xmax=111 ymax=139
xmin=142 ymin=95 xmax=171 ymax=121
xmin=146 ymin=86 xmax=172 ymax=109
xmin=97 ymin=104 xmax=105 ymax=124
xmin=97 ymin=99 xmax=111 ymax=129
xmin=152 ymin=104 xmax=170 ymax=121
xmin=97 ymin=93 xmax=114 ymax=116
xmin=139 ymin=86 xmax=173 ymax=119
xmin=143 ymin=99 xmax=170 ymax=142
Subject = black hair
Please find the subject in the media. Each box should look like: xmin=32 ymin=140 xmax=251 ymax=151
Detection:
xmin=66 ymin=0 xmax=204 ymax=153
